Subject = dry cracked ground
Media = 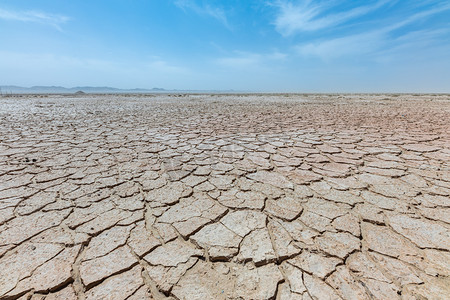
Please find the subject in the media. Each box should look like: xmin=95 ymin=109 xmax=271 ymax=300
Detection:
xmin=0 ymin=93 xmax=449 ymax=300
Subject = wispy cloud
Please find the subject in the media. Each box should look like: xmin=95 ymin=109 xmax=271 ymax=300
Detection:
xmin=146 ymin=59 xmax=189 ymax=74
xmin=0 ymin=51 xmax=190 ymax=87
xmin=374 ymin=28 xmax=450 ymax=64
xmin=0 ymin=7 xmax=69 ymax=30
xmin=216 ymin=51 xmax=287 ymax=68
xmin=296 ymin=31 xmax=384 ymax=59
xmin=174 ymin=0 xmax=230 ymax=29
xmin=273 ymin=0 xmax=389 ymax=36
xmin=383 ymin=2 xmax=450 ymax=32
xmin=295 ymin=2 xmax=450 ymax=60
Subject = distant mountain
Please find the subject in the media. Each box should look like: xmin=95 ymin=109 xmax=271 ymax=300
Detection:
xmin=0 ymin=85 xmax=168 ymax=94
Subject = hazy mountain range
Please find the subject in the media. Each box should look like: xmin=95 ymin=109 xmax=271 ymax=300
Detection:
xmin=0 ymin=86 xmax=170 ymax=94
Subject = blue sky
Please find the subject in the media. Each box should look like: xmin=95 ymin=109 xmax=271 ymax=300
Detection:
xmin=1 ymin=0 xmax=449 ymax=92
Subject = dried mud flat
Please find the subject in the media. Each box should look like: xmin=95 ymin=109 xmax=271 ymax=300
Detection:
xmin=0 ymin=93 xmax=449 ymax=300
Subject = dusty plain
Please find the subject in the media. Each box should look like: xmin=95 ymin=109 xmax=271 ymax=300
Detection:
xmin=0 ymin=93 xmax=449 ymax=300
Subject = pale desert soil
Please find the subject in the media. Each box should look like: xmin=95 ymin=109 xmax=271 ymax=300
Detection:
xmin=0 ymin=94 xmax=449 ymax=299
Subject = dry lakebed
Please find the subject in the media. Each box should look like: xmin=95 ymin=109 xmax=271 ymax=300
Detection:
xmin=0 ymin=93 xmax=449 ymax=299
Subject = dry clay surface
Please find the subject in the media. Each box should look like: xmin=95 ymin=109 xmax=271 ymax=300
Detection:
xmin=1 ymin=94 xmax=450 ymax=300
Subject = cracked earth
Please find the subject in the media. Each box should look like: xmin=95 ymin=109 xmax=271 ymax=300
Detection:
xmin=0 ymin=93 xmax=449 ymax=300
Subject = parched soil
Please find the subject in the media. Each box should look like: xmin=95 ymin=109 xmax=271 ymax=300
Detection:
xmin=0 ymin=94 xmax=449 ymax=299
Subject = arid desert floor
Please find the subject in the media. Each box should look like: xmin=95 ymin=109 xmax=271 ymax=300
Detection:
xmin=0 ymin=93 xmax=449 ymax=300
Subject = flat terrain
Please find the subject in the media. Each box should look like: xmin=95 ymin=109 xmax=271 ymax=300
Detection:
xmin=0 ymin=94 xmax=449 ymax=300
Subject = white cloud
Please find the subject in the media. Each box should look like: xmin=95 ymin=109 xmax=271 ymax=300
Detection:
xmin=0 ymin=8 xmax=69 ymax=30
xmin=295 ymin=3 xmax=450 ymax=60
xmin=174 ymin=0 xmax=230 ymax=29
xmin=273 ymin=0 xmax=389 ymax=36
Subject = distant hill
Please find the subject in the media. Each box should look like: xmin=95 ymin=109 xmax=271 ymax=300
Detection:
xmin=0 ymin=86 xmax=239 ymax=94
xmin=0 ymin=86 xmax=168 ymax=94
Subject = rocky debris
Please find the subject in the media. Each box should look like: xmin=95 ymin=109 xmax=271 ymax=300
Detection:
xmin=1 ymin=94 xmax=449 ymax=299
